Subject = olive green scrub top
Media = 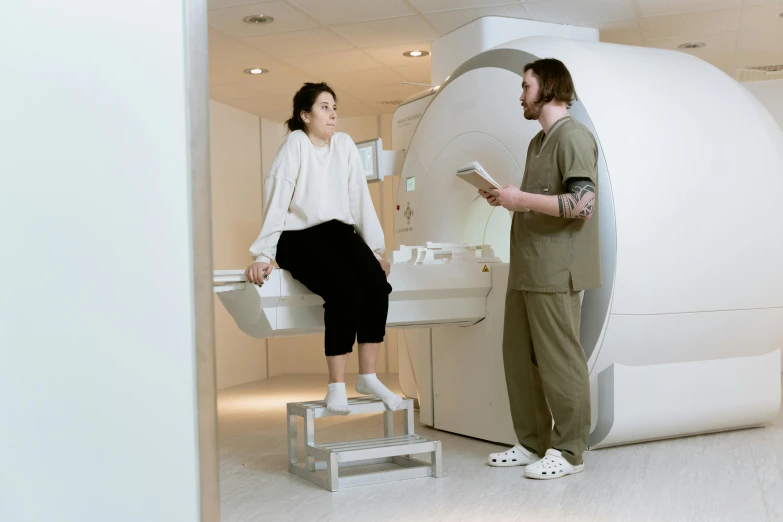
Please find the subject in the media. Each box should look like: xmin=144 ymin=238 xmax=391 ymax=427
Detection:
xmin=508 ymin=116 xmax=602 ymax=293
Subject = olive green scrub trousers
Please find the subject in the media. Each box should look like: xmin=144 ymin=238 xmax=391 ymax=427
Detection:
xmin=502 ymin=288 xmax=591 ymax=466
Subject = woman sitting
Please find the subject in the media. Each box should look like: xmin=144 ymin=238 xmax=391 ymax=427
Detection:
xmin=245 ymin=82 xmax=402 ymax=415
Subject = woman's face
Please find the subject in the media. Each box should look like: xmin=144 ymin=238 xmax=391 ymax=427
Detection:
xmin=302 ymin=91 xmax=337 ymax=141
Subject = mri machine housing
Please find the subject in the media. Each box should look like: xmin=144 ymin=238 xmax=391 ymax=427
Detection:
xmin=391 ymin=19 xmax=783 ymax=448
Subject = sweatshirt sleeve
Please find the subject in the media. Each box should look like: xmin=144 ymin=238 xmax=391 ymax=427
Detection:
xmin=248 ymin=135 xmax=300 ymax=264
xmin=346 ymin=138 xmax=386 ymax=260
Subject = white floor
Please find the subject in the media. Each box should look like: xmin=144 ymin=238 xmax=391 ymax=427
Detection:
xmin=218 ymin=374 xmax=783 ymax=522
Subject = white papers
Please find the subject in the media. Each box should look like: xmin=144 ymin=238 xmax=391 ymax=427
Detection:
xmin=456 ymin=161 xmax=529 ymax=212
xmin=456 ymin=161 xmax=502 ymax=192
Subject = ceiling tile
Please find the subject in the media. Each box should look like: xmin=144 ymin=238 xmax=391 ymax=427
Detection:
xmin=330 ymin=16 xmax=440 ymax=47
xmin=392 ymin=63 xmax=434 ymax=84
xmin=289 ymin=0 xmax=414 ymax=25
xmin=408 ymin=0 xmax=524 ymax=14
xmin=645 ymin=31 xmax=738 ymax=71
xmin=321 ymin=68 xmax=407 ymax=91
xmin=641 ymin=8 xmax=741 ymax=41
xmin=736 ymin=4 xmax=783 ymax=67
xmin=243 ymin=28 xmax=355 ymax=58
xmin=208 ymin=1 xmax=319 ymax=38
xmin=364 ymin=41 xmax=432 ymax=67
xmin=209 ymin=38 xmax=278 ymax=85
xmin=739 ymin=3 xmax=783 ymax=32
xmin=634 ymin=0 xmax=742 ymax=18
xmin=208 ymin=25 xmax=231 ymax=42
xmin=589 ymin=19 xmax=644 ymax=46
xmin=280 ymin=49 xmax=385 ymax=76
xmin=210 ymin=68 xmax=311 ymax=96
xmin=208 ymin=72 xmax=306 ymax=98
xmin=523 ymin=0 xmax=636 ymax=25
xmin=424 ymin=3 xmax=530 ymax=34
xmin=208 ymin=0 xmax=276 ymax=9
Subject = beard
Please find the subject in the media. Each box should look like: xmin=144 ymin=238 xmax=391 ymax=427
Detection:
xmin=522 ymin=98 xmax=543 ymax=120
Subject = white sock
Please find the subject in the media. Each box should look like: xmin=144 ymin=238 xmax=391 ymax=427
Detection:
xmin=355 ymin=373 xmax=403 ymax=410
xmin=325 ymin=383 xmax=350 ymax=416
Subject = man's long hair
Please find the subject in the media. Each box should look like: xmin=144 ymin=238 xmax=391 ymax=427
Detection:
xmin=523 ymin=59 xmax=577 ymax=108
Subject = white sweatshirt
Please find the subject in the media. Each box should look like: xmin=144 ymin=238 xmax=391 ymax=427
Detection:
xmin=249 ymin=130 xmax=386 ymax=264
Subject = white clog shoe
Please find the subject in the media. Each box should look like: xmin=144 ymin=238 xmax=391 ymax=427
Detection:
xmin=488 ymin=445 xmax=538 ymax=467
xmin=524 ymin=449 xmax=584 ymax=479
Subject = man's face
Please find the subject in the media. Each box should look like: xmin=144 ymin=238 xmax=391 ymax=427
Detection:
xmin=520 ymin=69 xmax=542 ymax=121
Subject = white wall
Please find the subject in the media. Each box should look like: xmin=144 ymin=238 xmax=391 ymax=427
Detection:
xmin=260 ymin=118 xmax=301 ymax=378
xmin=0 ymin=1 xmax=204 ymax=521
xmin=744 ymin=79 xmax=783 ymax=130
xmin=210 ymin=100 xmax=268 ymax=389
xmin=744 ymin=79 xmax=783 ymax=378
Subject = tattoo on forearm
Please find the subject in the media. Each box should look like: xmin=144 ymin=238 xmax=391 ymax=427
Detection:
xmin=558 ymin=179 xmax=595 ymax=219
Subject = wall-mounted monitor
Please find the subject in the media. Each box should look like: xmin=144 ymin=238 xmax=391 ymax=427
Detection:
xmin=356 ymin=138 xmax=383 ymax=182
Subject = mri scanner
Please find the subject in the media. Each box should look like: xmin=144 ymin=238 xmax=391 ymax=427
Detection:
xmin=215 ymin=18 xmax=783 ymax=449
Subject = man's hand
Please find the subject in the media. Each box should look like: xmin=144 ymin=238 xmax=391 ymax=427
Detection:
xmin=478 ymin=188 xmax=501 ymax=206
xmin=490 ymin=185 xmax=527 ymax=211
xmin=378 ymin=258 xmax=391 ymax=277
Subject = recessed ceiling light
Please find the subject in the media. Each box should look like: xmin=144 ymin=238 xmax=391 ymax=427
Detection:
xmin=244 ymin=68 xmax=269 ymax=75
xmin=242 ymin=15 xmax=274 ymax=24
xmin=403 ymin=50 xmax=430 ymax=58
xmin=678 ymin=42 xmax=705 ymax=49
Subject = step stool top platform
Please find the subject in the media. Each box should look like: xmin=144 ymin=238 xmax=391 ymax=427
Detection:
xmin=309 ymin=434 xmax=440 ymax=463
xmin=316 ymin=434 xmax=430 ymax=453
xmin=288 ymin=396 xmax=413 ymax=418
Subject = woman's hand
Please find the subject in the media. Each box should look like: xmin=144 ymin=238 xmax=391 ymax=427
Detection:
xmin=246 ymin=262 xmax=273 ymax=285
xmin=378 ymin=258 xmax=391 ymax=278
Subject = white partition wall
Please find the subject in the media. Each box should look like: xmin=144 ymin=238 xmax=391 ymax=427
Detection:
xmin=0 ymin=1 xmax=217 ymax=521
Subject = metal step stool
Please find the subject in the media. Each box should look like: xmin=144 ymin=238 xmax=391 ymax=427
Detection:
xmin=287 ymin=396 xmax=443 ymax=492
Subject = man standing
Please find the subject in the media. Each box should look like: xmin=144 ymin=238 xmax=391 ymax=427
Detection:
xmin=479 ymin=58 xmax=601 ymax=480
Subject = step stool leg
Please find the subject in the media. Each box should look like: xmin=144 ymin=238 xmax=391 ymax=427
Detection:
xmin=404 ymin=402 xmax=414 ymax=435
xmin=327 ymin=453 xmax=339 ymax=492
xmin=304 ymin=409 xmax=316 ymax=472
xmin=287 ymin=410 xmax=298 ymax=466
xmin=400 ymin=402 xmax=415 ymax=459
xmin=432 ymin=441 xmax=443 ymax=478
xmin=383 ymin=410 xmax=394 ymax=438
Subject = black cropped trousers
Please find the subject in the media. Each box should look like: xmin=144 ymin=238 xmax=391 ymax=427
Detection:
xmin=276 ymin=220 xmax=391 ymax=356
